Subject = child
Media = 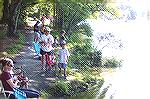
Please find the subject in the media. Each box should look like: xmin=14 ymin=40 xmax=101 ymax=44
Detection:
xmin=59 ymin=30 xmax=66 ymax=45
xmin=58 ymin=41 xmax=70 ymax=79
xmin=15 ymin=68 xmax=29 ymax=89
xmin=52 ymin=36 xmax=59 ymax=49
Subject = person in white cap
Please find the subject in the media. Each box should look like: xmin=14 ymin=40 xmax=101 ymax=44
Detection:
xmin=40 ymin=26 xmax=54 ymax=70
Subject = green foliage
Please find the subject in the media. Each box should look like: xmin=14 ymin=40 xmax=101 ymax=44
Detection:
xmin=78 ymin=23 xmax=93 ymax=37
xmin=26 ymin=3 xmax=54 ymax=18
xmin=41 ymin=91 xmax=49 ymax=99
xmin=69 ymin=44 xmax=102 ymax=69
xmin=41 ymin=67 xmax=106 ymax=98
xmin=0 ymin=0 xmax=3 ymax=19
xmin=103 ymin=57 xmax=122 ymax=68
xmin=0 ymin=29 xmax=7 ymax=39
xmin=75 ymin=79 xmax=104 ymax=97
xmin=6 ymin=44 xmax=23 ymax=54
xmin=57 ymin=0 xmax=103 ymax=3
xmin=60 ymin=3 xmax=92 ymax=32
xmin=46 ymin=80 xmax=70 ymax=96
xmin=17 ymin=32 xmax=26 ymax=44
xmin=0 ymin=24 xmax=7 ymax=39
xmin=17 ymin=18 xmax=26 ymax=29
xmin=93 ymin=50 xmax=102 ymax=67
xmin=6 ymin=32 xmax=25 ymax=54
xmin=83 ymin=74 xmax=96 ymax=84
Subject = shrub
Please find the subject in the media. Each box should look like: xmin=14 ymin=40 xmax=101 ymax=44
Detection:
xmin=83 ymin=75 xmax=96 ymax=85
xmin=47 ymin=80 xmax=70 ymax=97
xmin=103 ymin=57 xmax=122 ymax=68
xmin=70 ymin=45 xmax=102 ymax=69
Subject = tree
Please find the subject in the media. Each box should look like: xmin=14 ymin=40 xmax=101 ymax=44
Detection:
xmin=8 ymin=0 xmax=22 ymax=37
xmin=0 ymin=0 xmax=22 ymax=37
xmin=1 ymin=0 xmax=44 ymax=37
xmin=1 ymin=0 xmax=9 ymax=23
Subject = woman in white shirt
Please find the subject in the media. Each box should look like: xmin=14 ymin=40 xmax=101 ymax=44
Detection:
xmin=40 ymin=26 xmax=54 ymax=70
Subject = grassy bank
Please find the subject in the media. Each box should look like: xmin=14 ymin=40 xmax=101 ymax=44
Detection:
xmin=0 ymin=30 xmax=25 ymax=58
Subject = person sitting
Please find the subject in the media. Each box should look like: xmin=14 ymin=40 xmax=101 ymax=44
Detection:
xmin=0 ymin=58 xmax=40 ymax=99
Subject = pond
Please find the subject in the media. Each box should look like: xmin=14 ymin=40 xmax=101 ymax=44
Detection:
xmin=83 ymin=0 xmax=150 ymax=99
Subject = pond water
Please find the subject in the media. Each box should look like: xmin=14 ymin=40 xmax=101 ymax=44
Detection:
xmin=49 ymin=0 xmax=150 ymax=99
xmin=89 ymin=0 xmax=150 ymax=99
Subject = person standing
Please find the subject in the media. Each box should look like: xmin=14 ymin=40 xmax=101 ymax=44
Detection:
xmin=40 ymin=27 xmax=54 ymax=70
xmin=59 ymin=30 xmax=66 ymax=45
xmin=58 ymin=41 xmax=70 ymax=79
xmin=33 ymin=20 xmax=42 ymax=58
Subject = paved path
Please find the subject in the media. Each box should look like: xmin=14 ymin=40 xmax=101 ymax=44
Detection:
xmin=14 ymin=30 xmax=57 ymax=92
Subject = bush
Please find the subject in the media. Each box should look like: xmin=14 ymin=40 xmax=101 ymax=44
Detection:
xmin=17 ymin=18 xmax=26 ymax=29
xmin=103 ymin=57 xmax=122 ymax=68
xmin=83 ymin=75 xmax=96 ymax=85
xmin=69 ymin=45 xmax=102 ymax=69
xmin=47 ymin=80 xmax=70 ymax=97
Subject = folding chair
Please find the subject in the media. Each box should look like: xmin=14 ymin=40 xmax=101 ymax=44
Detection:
xmin=0 ymin=80 xmax=14 ymax=99
xmin=0 ymin=79 xmax=26 ymax=99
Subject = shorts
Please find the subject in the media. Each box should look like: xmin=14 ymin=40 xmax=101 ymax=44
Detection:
xmin=40 ymin=49 xmax=54 ymax=55
xmin=58 ymin=63 xmax=67 ymax=69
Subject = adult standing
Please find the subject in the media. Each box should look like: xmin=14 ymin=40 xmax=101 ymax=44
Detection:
xmin=40 ymin=27 xmax=54 ymax=70
xmin=33 ymin=20 xmax=43 ymax=58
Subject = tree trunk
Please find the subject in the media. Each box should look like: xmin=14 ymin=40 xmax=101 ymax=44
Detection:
xmin=1 ymin=0 xmax=9 ymax=23
xmin=7 ymin=2 xmax=21 ymax=37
